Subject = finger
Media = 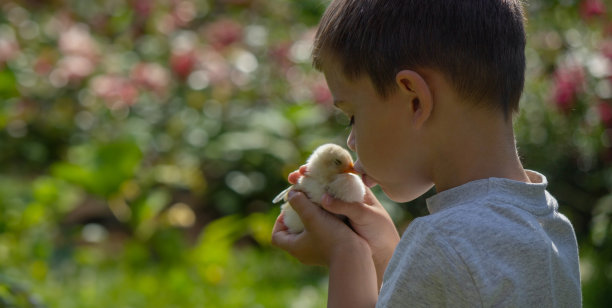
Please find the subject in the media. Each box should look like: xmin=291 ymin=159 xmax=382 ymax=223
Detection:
xmin=288 ymin=171 xmax=301 ymax=184
xmin=271 ymin=214 xmax=297 ymax=248
xmin=321 ymin=193 xmax=371 ymax=223
xmin=287 ymin=190 xmax=321 ymax=226
xmin=363 ymin=187 xmax=384 ymax=209
xmin=288 ymin=165 xmax=308 ymax=184
xmin=271 ymin=228 xmax=295 ymax=250
xmin=272 ymin=213 xmax=288 ymax=233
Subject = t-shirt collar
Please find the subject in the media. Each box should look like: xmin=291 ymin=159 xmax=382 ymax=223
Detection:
xmin=426 ymin=170 xmax=551 ymax=215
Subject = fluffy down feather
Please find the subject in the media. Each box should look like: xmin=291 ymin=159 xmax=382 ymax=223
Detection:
xmin=273 ymin=143 xmax=365 ymax=233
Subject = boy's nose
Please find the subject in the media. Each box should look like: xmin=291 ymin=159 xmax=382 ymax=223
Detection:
xmin=347 ymin=129 xmax=356 ymax=151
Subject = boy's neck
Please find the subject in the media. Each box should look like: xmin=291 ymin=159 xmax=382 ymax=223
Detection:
xmin=427 ymin=100 xmax=530 ymax=194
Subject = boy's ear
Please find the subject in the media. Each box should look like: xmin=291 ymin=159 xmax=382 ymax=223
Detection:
xmin=395 ymin=70 xmax=433 ymax=129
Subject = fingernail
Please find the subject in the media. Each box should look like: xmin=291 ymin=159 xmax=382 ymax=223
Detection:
xmin=288 ymin=190 xmax=298 ymax=198
xmin=322 ymin=194 xmax=332 ymax=206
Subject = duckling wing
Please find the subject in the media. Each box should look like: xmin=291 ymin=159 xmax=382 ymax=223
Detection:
xmin=272 ymin=186 xmax=293 ymax=203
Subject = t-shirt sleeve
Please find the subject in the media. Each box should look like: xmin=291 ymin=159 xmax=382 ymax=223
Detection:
xmin=377 ymin=221 xmax=481 ymax=307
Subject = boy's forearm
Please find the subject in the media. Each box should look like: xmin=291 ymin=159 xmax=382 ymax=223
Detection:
xmin=373 ymin=250 xmax=394 ymax=291
xmin=328 ymin=240 xmax=378 ymax=308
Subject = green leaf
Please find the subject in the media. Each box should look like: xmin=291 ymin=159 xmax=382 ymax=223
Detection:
xmin=51 ymin=141 xmax=142 ymax=197
xmin=0 ymin=68 xmax=19 ymax=100
xmin=191 ymin=215 xmax=246 ymax=266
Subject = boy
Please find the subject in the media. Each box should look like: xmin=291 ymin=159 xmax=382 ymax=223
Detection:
xmin=271 ymin=0 xmax=582 ymax=307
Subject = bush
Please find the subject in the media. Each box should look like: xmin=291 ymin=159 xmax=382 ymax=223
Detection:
xmin=0 ymin=0 xmax=611 ymax=306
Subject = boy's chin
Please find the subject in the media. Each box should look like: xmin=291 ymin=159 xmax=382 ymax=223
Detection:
xmin=385 ymin=182 xmax=434 ymax=203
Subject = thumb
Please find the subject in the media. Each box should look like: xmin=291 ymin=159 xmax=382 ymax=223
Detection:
xmin=363 ymin=187 xmax=384 ymax=209
xmin=287 ymin=190 xmax=320 ymax=226
xmin=271 ymin=214 xmax=293 ymax=249
xmin=321 ymin=193 xmax=370 ymax=223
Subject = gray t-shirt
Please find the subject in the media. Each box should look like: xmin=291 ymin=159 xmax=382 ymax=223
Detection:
xmin=377 ymin=171 xmax=581 ymax=307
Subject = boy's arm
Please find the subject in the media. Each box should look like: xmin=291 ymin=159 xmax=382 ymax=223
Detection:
xmin=271 ymin=191 xmax=378 ymax=307
xmin=328 ymin=239 xmax=378 ymax=308
xmin=321 ymin=189 xmax=400 ymax=289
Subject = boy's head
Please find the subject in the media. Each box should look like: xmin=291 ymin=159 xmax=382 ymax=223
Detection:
xmin=315 ymin=0 xmax=529 ymax=202
xmin=312 ymin=0 xmax=527 ymax=117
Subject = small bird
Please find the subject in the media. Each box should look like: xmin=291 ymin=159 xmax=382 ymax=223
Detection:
xmin=273 ymin=143 xmax=366 ymax=233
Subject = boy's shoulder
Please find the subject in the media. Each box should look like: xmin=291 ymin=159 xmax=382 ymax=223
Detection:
xmin=412 ymin=172 xmax=566 ymax=251
xmin=380 ymin=172 xmax=582 ymax=307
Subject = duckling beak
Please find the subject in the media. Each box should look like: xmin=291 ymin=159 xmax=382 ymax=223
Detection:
xmin=343 ymin=163 xmax=359 ymax=174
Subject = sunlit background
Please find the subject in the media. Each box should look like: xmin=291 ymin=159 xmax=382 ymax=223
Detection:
xmin=0 ymin=0 xmax=611 ymax=307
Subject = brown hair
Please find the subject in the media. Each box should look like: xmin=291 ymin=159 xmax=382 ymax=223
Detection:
xmin=313 ymin=0 xmax=527 ymax=116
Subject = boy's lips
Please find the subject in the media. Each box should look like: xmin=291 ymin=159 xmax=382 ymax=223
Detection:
xmin=361 ymin=174 xmax=378 ymax=188
xmin=354 ymin=160 xmax=378 ymax=188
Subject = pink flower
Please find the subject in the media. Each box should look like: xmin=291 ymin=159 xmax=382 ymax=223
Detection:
xmin=156 ymin=13 xmax=177 ymax=34
xmin=269 ymin=42 xmax=292 ymax=70
xmin=55 ymin=24 xmax=99 ymax=81
xmin=34 ymin=54 xmax=54 ymax=75
xmin=203 ymin=19 xmax=243 ymax=51
xmin=310 ymin=81 xmax=332 ymax=105
xmin=553 ymin=85 xmax=575 ymax=111
xmin=172 ymin=1 xmax=196 ymax=26
xmin=199 ymin=49 xmax=230 ymax=85
xmin=59 ymin=25 xmax=98 ymax=59
xmin=90 ymin=75 xmax=139 ymax=109
xmin=132 ymin=0 xmax=154 ymax=18
xmin=170 ymin=50 xmax=197 ymax=80
xmin=599 ymin=101 xmax=612 ymax=127
xmin=57 ymin=55 xmax=95 ymax=80
xmin=552 ymin=65 xmax=585 ymax=112
xmin=580 ymin=0 xmax=606 ymax=20
xmin=0 ymin=28 xmax=19 ymax=65
xmin=131 ymin=62 xmax=170 ymax=95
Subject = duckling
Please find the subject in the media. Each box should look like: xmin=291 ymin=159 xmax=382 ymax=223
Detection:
xmin=273 ymin=143 xmax=365 ymax=233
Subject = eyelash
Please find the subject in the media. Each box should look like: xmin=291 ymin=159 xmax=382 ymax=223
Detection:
xmin=348 ymin=116 xmax=355 ymax=126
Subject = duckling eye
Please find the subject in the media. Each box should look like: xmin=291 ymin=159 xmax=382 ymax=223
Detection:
xmin=334 ymin=159 xmax=342 ymax=166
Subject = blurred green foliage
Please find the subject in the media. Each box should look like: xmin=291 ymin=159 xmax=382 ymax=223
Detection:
xmin=0 ymin=0 xmax=611 ymax=307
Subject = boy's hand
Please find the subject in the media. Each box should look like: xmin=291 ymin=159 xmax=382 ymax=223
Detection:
xmin=322 ymin=189 xmax=399 ymax=289
xmin=287 ymin=166 xmax=400 ymax=288
xmin=271 ymin=188 xmax=379 ymax=307
xmin=271 ymin=189 xmax=369 ymax=266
